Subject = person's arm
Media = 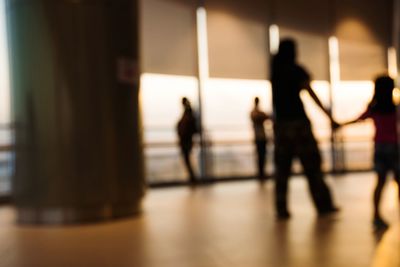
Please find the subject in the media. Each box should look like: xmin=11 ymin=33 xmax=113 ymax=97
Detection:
xmin=303 ymin=81 xmax=339 ymax=128
xmin=341 ymin=109 xmax=370 ymax=126
xmin=251 ymin=110 xmax=271 ymax=122
xmin=262 ymin=112 xmax=271 ymax=121
xmin=303 ymin=82 xmax=330 ymax=117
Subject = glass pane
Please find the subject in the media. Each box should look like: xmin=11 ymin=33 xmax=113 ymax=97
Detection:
xmin=275 ymin=0 xmax=331 ymax=81
xmin=335 ymin=0 xmax=391 ymax=80
xmin=206 ymin=0 xmax=269 ymax=79
xmin=141 ymin=73 xmax=199 ymax=183
xmin=202 ymin=78 xmax=273 ymax=178
xmin=140 ymin=0 xmax=198 ymax=76
xmin=0 ymin=1 xmax=11 ymax=196
xmin=333 ymin=81 xmax=374 ymax=170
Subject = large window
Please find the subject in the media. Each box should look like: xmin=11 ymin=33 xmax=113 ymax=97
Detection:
xmin=0 ymin=0 xmax=11 ymax=196
xmin=202 ymin=78 xmax=272 ymax=178
xmin=141 ymin=73 xmax=199 ymax=183
xmin=139 ymin=0 xmax=392 ymax=184
xmin=0 ymin=0 xmax=392 ymax=186
xmin=141 ymin=75 xmax=377 ymax=183
xmin=333 ymin=81 xmax=375 ymax=170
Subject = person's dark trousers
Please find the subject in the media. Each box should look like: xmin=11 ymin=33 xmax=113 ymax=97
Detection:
xmin=274 ymin=120 xmax=335 ymax=216
xmin=274 ymin=148 xmax=292 ymax=216
xmin=255 ymin=140 xmax=267 ymax=178
xmin=180 ymin=140 xmax=196 ymax=183
xmin=182 ymin=150 xmax=195 ymax=182
xmin=298 ymin=136 xmax=335 ymax=213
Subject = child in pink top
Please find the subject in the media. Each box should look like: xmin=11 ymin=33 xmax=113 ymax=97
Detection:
xmin=341 ymin=75 xmax=399 ymax=230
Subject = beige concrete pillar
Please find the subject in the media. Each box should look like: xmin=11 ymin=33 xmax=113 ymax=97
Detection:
xmin=6 ymin=0 xmax=145 ymax=224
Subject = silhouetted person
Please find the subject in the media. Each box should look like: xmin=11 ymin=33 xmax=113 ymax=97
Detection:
xmin=250 ymin=97 xmax=271 ymax=180
xmin=340 ymin=75 xmax=400 ymax=230
xmin=271 ymin=38 xmax=339 ymax=219
xmin=177 ymin=97 xmax=198 ymax=183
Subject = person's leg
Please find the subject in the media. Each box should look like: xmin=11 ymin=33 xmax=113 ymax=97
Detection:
xmin=394 ymin=171 xmax=400 ymax=218
xmin=373 ymin=171 xmax=388 ymax=227
xmin=180 ymin=141 xmax=196 ymax=183
xmin=274 ymin=127 xmax=293 ymax=218
xmin=256 ymin=140 xmax=267 ymax=179
xmin=183 ymin=150 xmax=195 ymax=182
xmin=392 ymin=147 xmax=400 ymax=215
xmin=275 ymin=156 xmax=292 ymax=218
xmin=373 ymin=172 xmax=389 ymax=230
xmin=372 ymin=144 xmax=390 ymax=228
xmin=298 ymin=126 xmax=337 ymax=214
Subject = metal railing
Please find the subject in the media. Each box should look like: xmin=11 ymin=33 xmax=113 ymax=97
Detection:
xmin=144 ymin=129 xmax=374 ymax=184
xmin=0 ymin=124 xmax=374 ymax=190
xmin=0 ymin=123 xmax=13 ymax=197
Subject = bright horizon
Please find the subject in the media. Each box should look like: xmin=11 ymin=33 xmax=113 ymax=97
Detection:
xmin=141 ymin=73 xmax=375 ymax=144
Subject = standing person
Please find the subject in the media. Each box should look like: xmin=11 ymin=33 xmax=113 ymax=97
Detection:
xmin=177 ymin=97 xmax=198 ymax=184
xmin=271 ymin=38 xmax=339 ymax=219
xmin=340 ymin=75 xmax=400 ymax=230
xmin=250 ymin=97 xmax=271 ymax=181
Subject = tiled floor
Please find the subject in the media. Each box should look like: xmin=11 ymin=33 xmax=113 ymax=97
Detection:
xmin=372 ymin=224 xmax=400 ymax=267
xmin=0 ymin=172 xmax=398 ymax=267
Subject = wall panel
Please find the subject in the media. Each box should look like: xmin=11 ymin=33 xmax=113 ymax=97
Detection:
xmin=140 ymin=0 xmax=198 ymax=76
xmin=206 ymin=0 xmax=269 ymax=79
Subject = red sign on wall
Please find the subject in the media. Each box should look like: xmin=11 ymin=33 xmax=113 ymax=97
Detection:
xmin=117 ymin=58 xmax=139 ymax=85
